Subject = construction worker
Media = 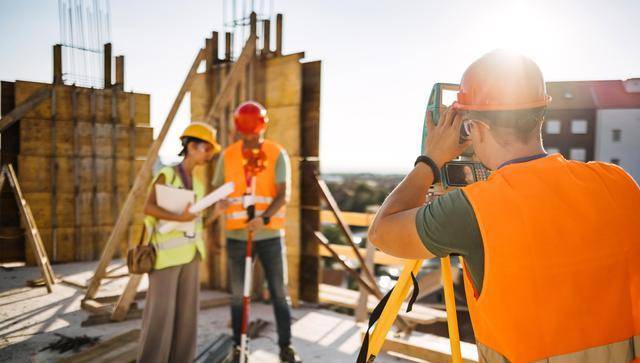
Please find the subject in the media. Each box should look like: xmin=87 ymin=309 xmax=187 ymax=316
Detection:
xmin=211 ymin=101 xmax=302 ymax=363
xmin=368 ymin=50 xmax=640 ymax=362
xmin=137 ymin=122 xmax=223 ymax=363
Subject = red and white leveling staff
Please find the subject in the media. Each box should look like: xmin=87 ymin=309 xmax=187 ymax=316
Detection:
xmin=239 ymin=148 xmax=266 ymax=363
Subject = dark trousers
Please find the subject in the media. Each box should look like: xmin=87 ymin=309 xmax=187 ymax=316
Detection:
xmin=227 ymin=237 xmax=292 ymax=347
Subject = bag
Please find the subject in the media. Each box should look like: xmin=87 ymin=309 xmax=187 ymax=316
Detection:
xmin=127 ymin=226 xmax=156 ymax=274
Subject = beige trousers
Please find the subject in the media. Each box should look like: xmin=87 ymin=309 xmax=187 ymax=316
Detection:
xmin=137 ymin=255 xmax=200 ymax=363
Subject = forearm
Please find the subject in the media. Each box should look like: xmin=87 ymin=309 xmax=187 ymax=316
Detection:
xmin=367 ymin=163 xmax=436 ymax=258
xmin=262 ymin=193 xmax=286 ymax=218
xmin=144 ymin=204 xmax=187 ymax=222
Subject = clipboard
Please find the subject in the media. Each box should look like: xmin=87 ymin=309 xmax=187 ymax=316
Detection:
xmin=155 ymin=184 xmax=196 ymax=235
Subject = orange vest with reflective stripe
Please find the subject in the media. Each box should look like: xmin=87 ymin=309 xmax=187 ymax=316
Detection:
xmin=223 ymin=139 xmax=286 ymax=230
xmin=461 ymin=154 xmax=640 ymax=363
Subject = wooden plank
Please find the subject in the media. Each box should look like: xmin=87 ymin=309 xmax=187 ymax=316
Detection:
xmin=2 ymin=165 xmax=55 ymax=291
xmin=58 ymin=329 xmax=140 ymax=363
xmin=319 ymin=284 xmax=446 ymax=326
xmin=320 ymin=210 xmax=375 ymax=227
xmin=315 ymin=231 xmax=413 ymax=331
xmin=85 ymin=48 xmax=206 ymax=300
xmin=316 ymin=177 xmax=377 ymax=287
xmin=373 ymin=333 xmax=478 ymax=363
xmin=81 ymin=298 xmax=113 ymax=315
xmin=111 ymin=274 xmax=143 ymax=321
xmin=0 ymin=86 xmax=50 ymax=132
xmin=318 ymin=243 xmax=405 ymax=266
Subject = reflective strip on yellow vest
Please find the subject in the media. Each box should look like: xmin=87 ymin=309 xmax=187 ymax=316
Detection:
xmin=144 ymin=166 xmax=207 ymax=270
xmin=223 ymin=139 xmax=286 ymax=230
xmin=461 ymin=154 xmax=640 ymax=363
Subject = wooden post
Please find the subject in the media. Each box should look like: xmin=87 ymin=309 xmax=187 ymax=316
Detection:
xmin=50 ymin=87 xmax=58 ymax=261
xmin=262 ymin=20 xmax=271 ymax=54
xmin=84 ymin=48 xmax=206 ymax=300
xmin=356 ymin=241 xmax=375 ymax=322
xmin=211 ymin=31 xmax=219 ymax=64
xmin=115 ymin=55 xmax=125 ymax=88
xmin=225 ymin=32 xmax=232 ymax=61
xmin=104 ymin=43 xmax=112 ymax=88
xmin=53 ymin=44 xmax=63 ymax=85
xmin=299 ymin=61 xmax=321 ymax=303
xmin=205 ymin=38 xmax=214 ymax=70
xmin=250 ymin=12 xmax=257 ymax=36
xmin=72 ymin=86 xmax=82 ymax=261
xmin=275 ymin=14 xmax=283 ymax=55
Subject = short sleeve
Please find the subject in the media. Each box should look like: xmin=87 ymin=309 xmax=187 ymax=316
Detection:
xmin=415 ymin=188 xmax=485 ymax=293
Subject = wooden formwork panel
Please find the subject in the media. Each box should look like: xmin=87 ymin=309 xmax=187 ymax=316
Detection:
xmin=22 ymin=192 xmax=117 ymax=228
xmin=18 ymin=119 xmax=152 ymax=158
xmin=189 ymin=72 xmax=212 ymax=123
xmin=264 ymin=54 xmax=303 ymax=108
xmin=265 ymin=106 xmax=301 ymax=156
xmin=25 ymin=227 xmax=76 ymax=264
xmin=17 ymin=156 xmax=146 ymax=193
xmin=14 ymin=81 xmax=150 ymax=124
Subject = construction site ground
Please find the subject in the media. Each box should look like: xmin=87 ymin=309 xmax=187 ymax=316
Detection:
xmin=0 ymin=260 xmax=473 ymax=362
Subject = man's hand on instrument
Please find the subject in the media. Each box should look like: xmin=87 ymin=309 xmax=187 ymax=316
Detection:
xmin=424 ymin=105 xmax=471 ymax=167
xmin=247 ymin=217 xmax=264 ymax=232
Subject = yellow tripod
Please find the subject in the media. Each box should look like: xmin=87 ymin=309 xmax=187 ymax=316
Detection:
xmin=364 ymin=257 xmax=462 ymax=362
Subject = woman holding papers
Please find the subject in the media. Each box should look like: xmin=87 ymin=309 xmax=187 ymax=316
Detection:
xmin=137 ymin=122 xmax=223 ymax=363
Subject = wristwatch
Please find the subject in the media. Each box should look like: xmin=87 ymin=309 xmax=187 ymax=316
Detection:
xmin=414 ymin=155 xmax=441 ymax=184
xmin=262 ymin=216 xmax=271 ymax=225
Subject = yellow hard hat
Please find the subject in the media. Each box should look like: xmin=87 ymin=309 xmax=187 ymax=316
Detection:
xmin=180 ymin=122 xmax=222 ymax=154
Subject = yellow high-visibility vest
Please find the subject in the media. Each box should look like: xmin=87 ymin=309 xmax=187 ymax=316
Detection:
xmin=144 ymin=166 xmax=206 ymax=270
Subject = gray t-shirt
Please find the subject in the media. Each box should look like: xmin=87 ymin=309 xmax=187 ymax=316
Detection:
xmin=212 ymin=148 xmax=290 ymax=242
xmin=415 ymin=189 xmax=485 ymax=293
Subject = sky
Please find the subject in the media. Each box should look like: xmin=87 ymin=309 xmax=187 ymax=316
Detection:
xmin=1 ymin=0 xmax=639 ymax=174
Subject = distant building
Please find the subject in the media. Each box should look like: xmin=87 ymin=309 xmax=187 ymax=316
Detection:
xmin=544 ymin=78 xmax=640 ymax=181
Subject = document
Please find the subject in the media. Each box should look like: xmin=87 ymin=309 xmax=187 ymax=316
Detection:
xmin=155 ymin=184 xmax=196 ymax=235
xmin=157 ymin=182 xmax=235 ymax=234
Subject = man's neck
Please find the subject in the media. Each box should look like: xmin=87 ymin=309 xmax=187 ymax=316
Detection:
xmin=493 ymin=143 xmax=546 ymax=170
xmin=242 ymin=138 xmax=263 ymax=150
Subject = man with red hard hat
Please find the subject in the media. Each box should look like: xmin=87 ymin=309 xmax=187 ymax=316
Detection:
xmin=212 ymin=101 xmax=301 ymax=363
xmin=369 ymin=50 xmax=640 ymax=362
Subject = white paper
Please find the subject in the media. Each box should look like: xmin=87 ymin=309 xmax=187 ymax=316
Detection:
xmin=157 ymin=182 xmax=235 ymax=234
xmin=155 ymin=184 xmax=196 ymax=235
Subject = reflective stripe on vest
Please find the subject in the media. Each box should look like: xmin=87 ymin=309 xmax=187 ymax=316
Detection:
xmin=144 ymin=166 xmax=207 ymax=270
xmin=223 ymin=139 xmax=286 ymax=230
xmin=461 ymin=154 xmax=640 ymax=363
xmin=153 ymin=230 xmax=203 ymax=251
xmin=227 ymin=210 xmax=286 ymax=221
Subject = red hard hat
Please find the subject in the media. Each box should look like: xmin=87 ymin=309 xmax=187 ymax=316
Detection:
xmin=456 ymin=50 xmax=551 ymax=111
xmin=234 ymin=101 xmax=269 ymax=135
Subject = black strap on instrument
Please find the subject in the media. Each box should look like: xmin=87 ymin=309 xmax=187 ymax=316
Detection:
xmin=356 ymin=271 xmax=419 ymax=363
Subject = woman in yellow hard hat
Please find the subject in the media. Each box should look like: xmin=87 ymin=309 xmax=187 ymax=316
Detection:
xmin=137 ymin=122 xmax=224 ymax=363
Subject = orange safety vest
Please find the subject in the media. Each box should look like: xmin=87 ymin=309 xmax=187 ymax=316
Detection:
xmin=223 ymin=139 xmax=286 ymax=230
xmin=462 ymin=154 xmax=640 ymax=363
